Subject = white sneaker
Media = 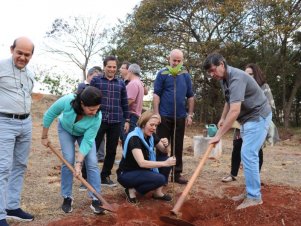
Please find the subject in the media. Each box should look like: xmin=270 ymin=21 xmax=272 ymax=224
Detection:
xmin=232 ymin=193 xmax=246 ymax=201
xmin=236 ymin=198 xmax=263 ymax=210
xmin=221 ymin=175 xmax=236 ymax=182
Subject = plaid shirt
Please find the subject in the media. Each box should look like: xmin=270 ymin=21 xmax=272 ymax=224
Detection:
xmin=90 ymin=75 xmax=129 ymax=123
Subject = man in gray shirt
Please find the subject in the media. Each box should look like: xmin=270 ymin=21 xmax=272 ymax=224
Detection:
xmin=0 ymin=37 xmax=35 ymax=225
xmin=203 ymin=53 xmax=272 ymax=210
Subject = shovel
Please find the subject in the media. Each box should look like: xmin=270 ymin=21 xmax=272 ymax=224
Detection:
xmin=47 ymin=142 xmax=117 ymax=213
xmin=160 ymin=143 xmax=215 ymax=225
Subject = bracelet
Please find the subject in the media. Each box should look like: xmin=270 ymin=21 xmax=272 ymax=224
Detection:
xmin=125 ymin=119 xmax=130 ymax=123
xmin=41 ymin=136 xmax=48 ymax=139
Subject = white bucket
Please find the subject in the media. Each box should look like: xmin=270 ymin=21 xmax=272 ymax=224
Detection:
xmin=193 ymin=135 xmax=222 ymax=159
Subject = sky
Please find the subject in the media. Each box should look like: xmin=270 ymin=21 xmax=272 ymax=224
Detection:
xmin=0 ymin=0 xmax=141 ymax=64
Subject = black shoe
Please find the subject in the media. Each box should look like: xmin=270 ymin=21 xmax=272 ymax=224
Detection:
xmin=90 ymin=200 xmax=105 ymax=214
xmin=174 ymin=175 xmax=188 ymax=184
xmin=124 ymin=188 xmax=138 ymax=204
xmin=152 ymin=194 xmax=172 ymax=202
xmin=6 ymin=208 xmax=34 ymax=222
xmin=0 ymin=219 xmax=9 ymax=226
xmin=101 ymin=176 xmax=117 ymax=187
xmin=62 ymin=197 xmax=73 ymax=213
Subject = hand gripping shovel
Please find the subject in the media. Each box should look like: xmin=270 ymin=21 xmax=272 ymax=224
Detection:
xmin=47 ymin=142 xmax=117 ymax=213
xmin=160 ymin=143 xmax=215 ymax=226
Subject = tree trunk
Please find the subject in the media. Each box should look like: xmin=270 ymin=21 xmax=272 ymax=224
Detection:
xmin=283 ymin=73 xmax=301 ymax=129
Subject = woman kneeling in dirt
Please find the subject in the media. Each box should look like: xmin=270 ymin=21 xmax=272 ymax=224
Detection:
xmin=117 ymin=110 xmax=176 ymax=204
xmin=41 ymin=86 xmax=104 ymax=214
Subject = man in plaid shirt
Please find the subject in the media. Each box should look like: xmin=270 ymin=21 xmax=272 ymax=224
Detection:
xmin=91 ymin=56 xmax=130 ymax=187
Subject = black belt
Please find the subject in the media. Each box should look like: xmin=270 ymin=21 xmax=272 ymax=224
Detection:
xmin=0 ymin=112 xmax=30 ymax=120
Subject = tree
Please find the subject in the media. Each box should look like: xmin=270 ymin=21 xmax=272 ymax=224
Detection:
xmin=33 ymin=65 xmax=79 ymax=96
xmin=44 ymin=16 xmax=107 ymax=81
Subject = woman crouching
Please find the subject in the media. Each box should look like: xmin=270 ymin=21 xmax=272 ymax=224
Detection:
xmin=117 ymin=110 xmax=176 ymax=204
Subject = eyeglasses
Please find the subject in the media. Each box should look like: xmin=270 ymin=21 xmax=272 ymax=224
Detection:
xmin=207 ymin=66 xmax=217 ymax=74
xmin=206 ymin=64 xmax=222 ymax=75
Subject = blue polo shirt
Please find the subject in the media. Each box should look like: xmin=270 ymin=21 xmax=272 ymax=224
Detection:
xmin=154 ymin=67 xmax=194 ymax=118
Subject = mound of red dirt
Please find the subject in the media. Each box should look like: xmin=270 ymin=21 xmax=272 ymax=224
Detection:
xmin=46 ymin=184 xmax=301 ymax=226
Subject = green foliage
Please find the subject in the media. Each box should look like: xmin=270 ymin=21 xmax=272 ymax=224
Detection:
xmin=161 ymin=63 xmax=186 ymax=76
xmin=106 ymin=0 xmax=301 ymax=127
xmin=33 ymin=65 xmax=79 ymax=96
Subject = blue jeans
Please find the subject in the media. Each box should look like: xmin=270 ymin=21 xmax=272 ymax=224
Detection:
xmin=0 ymin=116 xmax=32 ymax=220
xmin=117 ymin=170 xmax=166 ymax=195
xmin=58 ymin=122 xmax=100 ymax=199
xmin=240 ymin=113 xmax=272 ymax=199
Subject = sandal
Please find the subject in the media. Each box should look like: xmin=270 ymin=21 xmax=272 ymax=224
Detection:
xmin=152 ymin=194 xmax=172 ymax=202
xmin=221 ymin=175 xmax=236 ymax=183
xmin=124 ymin=188 xmax=138 ymax=204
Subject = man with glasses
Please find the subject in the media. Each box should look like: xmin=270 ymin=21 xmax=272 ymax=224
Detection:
xmin=203 ymin=52 xmax=272 ymax=210
xmin=0 ymin=37 xmax=35 ymax=226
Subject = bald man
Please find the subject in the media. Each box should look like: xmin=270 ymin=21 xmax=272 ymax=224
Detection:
xmin=0 ymin=37 xmax=35 ymax=225
xmin=153 ymin=49 xmax=195 ymax=184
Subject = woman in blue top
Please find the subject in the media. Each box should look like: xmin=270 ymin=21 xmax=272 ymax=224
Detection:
xmin=117 ymin=110 xmax=176 ymax=204
xmin=41 ymin=86 xmax=103 ymax=214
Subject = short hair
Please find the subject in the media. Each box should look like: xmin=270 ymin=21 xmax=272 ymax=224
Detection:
xmin=245 ymin=63 xmax=266 ymax=86
xmin=103 ymin=56 xmax=118 ymax=67
xmin=121 ymin=61 xmax=131 ymax=69
xmin=11 ymin=37 xmax=35 ymax=54
xmin=203 ymin=52 xmax=227 ymax=71
xmin=71 ymin=86 xmax=102 ymax=114
xmin=92 ymin=66 xmax=102 ymax=72
xmin=137 ymin=110 xmax=161 ymax=128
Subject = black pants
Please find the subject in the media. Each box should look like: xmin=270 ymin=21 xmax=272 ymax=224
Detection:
xmin=231 ymin=138 xmax=263 ymax=176
xmin=156 ymin=116 xmax=186 ymax=176
xmin=95 ymin=122 xmax=121 ymax=178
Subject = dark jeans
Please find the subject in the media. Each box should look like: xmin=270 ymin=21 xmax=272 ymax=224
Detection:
xmin=156 ymin=116 xmax=186 ymax=175
xmin=120 ymin=113 xmax=139 ymax=145
xmin=231 ymin=138 xmax=263 ymax=177
xmin=95 ymin=122 xmax=121 ymax=178
xmin=117 ymin=170 xmax=166 ymax=195
xmin=157 ymin=155 xmax=172 ymax=184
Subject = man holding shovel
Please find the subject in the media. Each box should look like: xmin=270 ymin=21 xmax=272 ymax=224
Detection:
xmin=203 ymin=53 xmax=272 ymax=209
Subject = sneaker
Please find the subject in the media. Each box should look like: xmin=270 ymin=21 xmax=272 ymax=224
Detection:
xmin=236 ymin=197 xmax=263 ymax=210
xmin=90 ymin=200 xmax=105 ymax=214
xmin=62 ymin=197 xmax=73 ymax=213
xmin=79 ymin=184 xmax=87 ymax=191
xmin=101 ymin=176 xmax=117 ymax=187
xmin=232 ymin=193 xmax=247 ymax=202
xmin=6 ymin=208 xmax=34 ymax=222
xmin=222 ymin=175 xmax=236 ymax=182
xmin=0 ymin=219 xmax=9 ymax=226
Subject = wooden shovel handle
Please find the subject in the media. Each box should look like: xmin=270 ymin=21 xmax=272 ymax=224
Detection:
xmin=47 ymin=142 xmax=116 ymax=213
xmin=171 ymin=143 xmax=215 ymax=215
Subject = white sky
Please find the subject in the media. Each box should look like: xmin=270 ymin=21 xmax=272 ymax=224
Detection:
xmin=0 ymin=0 xmax=140 ymax=59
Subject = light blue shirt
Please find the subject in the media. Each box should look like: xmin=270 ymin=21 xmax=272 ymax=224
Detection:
xmin=0 ymin=57 xmax=34 ymax=114
xmin=43 ymin=93 xmax=102 ymax=156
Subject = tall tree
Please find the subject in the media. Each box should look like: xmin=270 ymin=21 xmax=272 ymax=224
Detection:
xmin=44 ymin=16 xmax=107 ymax=81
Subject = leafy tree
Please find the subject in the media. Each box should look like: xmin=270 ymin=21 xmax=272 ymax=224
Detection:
xmin=33 ymin=65 xmax=79 ymax=96
xmin=44 ymin=16 xmax=107 ymax=81
xmin=107 ymin=0 xmax=301 ymax=128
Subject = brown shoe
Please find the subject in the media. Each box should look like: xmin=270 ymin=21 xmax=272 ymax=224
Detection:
xmin=174 ymin=175 xmax=188 ymax=184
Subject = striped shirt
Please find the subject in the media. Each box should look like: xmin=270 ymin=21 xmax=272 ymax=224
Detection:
xmin=90 ymin=74 xmax=129 ymax=123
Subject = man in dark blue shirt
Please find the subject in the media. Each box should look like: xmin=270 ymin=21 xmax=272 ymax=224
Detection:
xmin=153 ymin=49 xmax=195 ymax=184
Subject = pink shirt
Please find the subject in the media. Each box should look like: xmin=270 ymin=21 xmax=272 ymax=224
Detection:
xmin=126 ymin=78 xmax=144 ymax=116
